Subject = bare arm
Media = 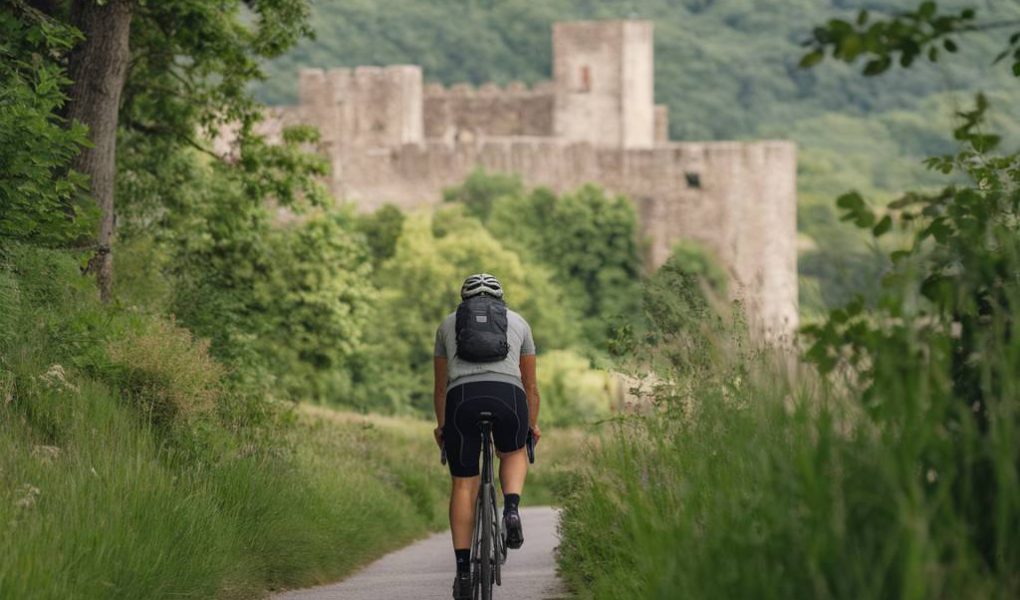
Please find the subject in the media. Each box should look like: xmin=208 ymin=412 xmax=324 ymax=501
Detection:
xmin=433 ymin=356 xmax=447 ymax=446
xmin=520 ymin=354 xmax=541 ymax=442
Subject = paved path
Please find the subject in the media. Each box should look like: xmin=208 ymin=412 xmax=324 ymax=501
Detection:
xmin=273 ymin=507 xmax=567 ymax=600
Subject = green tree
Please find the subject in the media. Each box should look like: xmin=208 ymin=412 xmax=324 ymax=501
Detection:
xmin=257 ymin=210 xmax=374 ymax=402
xmin=353 ymin=206 xmax=579 ymax=413
xmin=0 ymin=4 xmax=93 ymax=247
xmin=442 ymin=168 xmax=524 ymax=222
xmin=486 ymin=184 xmax=644 ymax=349
xmin=17 ymin=0 xmax=313 ymax=300
xmin=356 ymin=203 xmax=406 ymax=267
xmin=120 ymin=121 xmax=366 ymax=402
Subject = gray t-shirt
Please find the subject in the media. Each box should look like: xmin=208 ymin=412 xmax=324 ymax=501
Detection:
xmin=434 ymin=307 xmax=535 ymax=389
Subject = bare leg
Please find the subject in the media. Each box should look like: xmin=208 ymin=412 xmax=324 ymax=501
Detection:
xmin=450 ymin=476 xmax=481 ymax=548
xmin=498 ymin=447 xmax=528 ymax=495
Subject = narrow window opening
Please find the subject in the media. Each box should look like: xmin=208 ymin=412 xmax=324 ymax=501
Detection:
xmin=579 ymin=65 xmax=592 ymax=92
xmin=685 ymin=172 xmax=702 ymax=189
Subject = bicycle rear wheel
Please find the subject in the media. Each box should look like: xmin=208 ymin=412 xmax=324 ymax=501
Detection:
xmin=494 ymin=485 xmax=506 ymax=585
xmin=479 ymin=482 xmax=493 ymax=600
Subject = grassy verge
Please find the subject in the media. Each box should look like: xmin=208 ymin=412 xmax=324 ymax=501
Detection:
xmin=0 ymin=386 xmax=445 ymax=599
xmin=557 ymin=353 xmax=1019 ymax=599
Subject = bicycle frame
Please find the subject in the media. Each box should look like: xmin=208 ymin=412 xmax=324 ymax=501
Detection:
xmin=473 ymin=416 xmax=505 ymax=600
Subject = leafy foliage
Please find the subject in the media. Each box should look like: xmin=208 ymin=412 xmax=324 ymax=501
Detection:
xmin=351 ymin=206 xmax=581 ymax=412
xmin=445 ymin=172 xmax=644 ymax=350
xmin=116 ymin=119 xmax=374 ymax=404
xmin=537 ymin=350 xmax=615 ymax=427
xmin=0 ymin=4 xmax=93 ymax=248
xmin=356 ymin=203 xmax=406 ymax=267
xmin=120 ymin=0 xmax=313 ymax=148
xmin=642 ymin=242 xmax=727 ymax=338
xmin=802 ymin=2 xmax=1020 ymax=77
xmin=800 ymin=5 xmax=1020 ymax=575
xmin=442 ymin=168 xmax=524 ymax=222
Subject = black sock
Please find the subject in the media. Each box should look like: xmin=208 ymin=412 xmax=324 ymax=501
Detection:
xmin=504 ymin=493 xmax=520 ymax=514
xmin=455 ymin=548 xmax=471 ymax=573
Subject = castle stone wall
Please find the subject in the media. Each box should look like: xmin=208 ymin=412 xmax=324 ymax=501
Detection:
xmin=621 ymin=21 xmax=655 ymax=147
xmin=328 ymin=138 xmax=798 ymax=336
xmin=654 ymin=105 xmax=669 ymax=142
xmin=298 ymin=66 xmax=423 ymax=149
xmin=423 ymin=82 xmax=555 ymax=141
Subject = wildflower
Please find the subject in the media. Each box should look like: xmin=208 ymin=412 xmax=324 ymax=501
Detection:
xmin=39 ymin=364 xmax=79 ymax=392
xmin=31 ymin=445 xmax=61 ymax=464
xmin=14 ymin=484 xmax=40 ymax=510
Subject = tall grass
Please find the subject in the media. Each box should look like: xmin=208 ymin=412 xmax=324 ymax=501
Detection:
xmin=559 ymin=344 xmax=1018 ymax=598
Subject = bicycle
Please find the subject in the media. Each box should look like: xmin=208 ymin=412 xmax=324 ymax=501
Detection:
xmin=442 ymin=412 xmax=535 ymax=600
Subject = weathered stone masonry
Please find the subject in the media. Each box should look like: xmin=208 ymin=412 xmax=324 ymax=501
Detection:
xmin=261 ymin=20 xmax=798 ymax=337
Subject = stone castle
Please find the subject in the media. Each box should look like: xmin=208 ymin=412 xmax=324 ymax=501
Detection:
xmin=260 ymin=20 xmax=798 ymax=336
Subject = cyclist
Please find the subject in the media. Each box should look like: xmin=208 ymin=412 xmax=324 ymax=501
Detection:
xmin=433 ymin=273 xmax=542 ymax=600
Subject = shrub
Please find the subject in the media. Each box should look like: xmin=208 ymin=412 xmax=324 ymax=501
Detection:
xmin=537 ymin=350 xmax=615 ymax=427
xmin=106 ymin=318 xmax=223 ymax=427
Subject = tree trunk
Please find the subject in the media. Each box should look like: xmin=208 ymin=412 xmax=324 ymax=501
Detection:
xmin=66 ymin=0 xmax=133 ymax=303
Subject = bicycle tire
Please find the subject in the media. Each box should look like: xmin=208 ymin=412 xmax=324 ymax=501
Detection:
xmin=472 ymin=491 xmax=483 ymax=600
xmin=492 ymin=487 xmax=503 ymax=585
xmin=480 ymin=481 xmax=493 ymax=600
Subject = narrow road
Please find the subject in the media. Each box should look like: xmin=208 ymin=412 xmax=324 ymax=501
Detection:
xmin=273 ymin=507 xmax=567 ymax=600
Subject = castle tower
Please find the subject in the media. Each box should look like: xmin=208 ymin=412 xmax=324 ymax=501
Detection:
xmin=298 ymin=65 xmax=424 ymax=149
xmin=553 ymin=20 xmax=655 ymax=148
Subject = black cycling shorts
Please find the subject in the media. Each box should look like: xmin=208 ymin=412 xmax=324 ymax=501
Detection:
xmin=443 ymin=380 xmax=529 ymax=478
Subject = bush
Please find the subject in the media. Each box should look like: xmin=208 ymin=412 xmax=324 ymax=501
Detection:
xmin=642 ymin=241 xmax=728 ymax=337
xmin=255 ymin=210 xmax=374 ymax=402
xmin=106 ymin=318 xmax=222 ymax=427
xmin=537 ymin=350 xmax=615 ymax=427
xmin=442 ymin=168 xmax=524 ymax=222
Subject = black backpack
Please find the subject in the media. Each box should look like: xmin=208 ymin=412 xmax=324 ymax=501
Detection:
xmin=455 ymin=295 xmax=510 ymax=362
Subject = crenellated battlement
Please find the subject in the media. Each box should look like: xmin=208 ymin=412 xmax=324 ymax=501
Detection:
xmin=423 ymin=80 xmax=555 ymax=98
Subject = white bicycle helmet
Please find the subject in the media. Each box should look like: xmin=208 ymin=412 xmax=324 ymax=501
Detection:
xmin=460 ymin=273 xmax=504 ymax=300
